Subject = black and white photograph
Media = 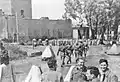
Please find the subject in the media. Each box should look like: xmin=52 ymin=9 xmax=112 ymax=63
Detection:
xmin=0 ymin=0 xmax=119 ymax=82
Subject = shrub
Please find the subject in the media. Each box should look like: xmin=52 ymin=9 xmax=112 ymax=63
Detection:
xmin=4 ymin=44 xmax=27 ymax=61
xmin=1 ymin=38 xmax=12 ymax=43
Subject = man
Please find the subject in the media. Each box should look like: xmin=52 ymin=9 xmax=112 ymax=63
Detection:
xmin=57 ymin=44 xmax=67 ymax=66
xmin=74 ymin=42 xmax=81 ymax=58
xmin=32 ymin=38 xmax=37 ymax=49
xmin=41 ymin=59 xmax=63 ymax=82
xmin=45 ymin=39 xmax=49 ymax=46
xmin=38 ymin=39 xmax=42 ymax=45
xmin=86 ymin=66 xmax=100 ymax=82
xmin=65 ymin=44 xmax=73 ymax=64
xmin=0 ymin=42 xmax=8 ymax=58
xmin=70 ymin=57 xmax=87 ymax=82
xmin=99 ymin=59 xmax=118 ymax=82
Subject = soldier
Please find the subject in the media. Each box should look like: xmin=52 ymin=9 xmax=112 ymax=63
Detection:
xmin=60 ymin=44 xmax=68 ymax=66
xmin=65 ymin=44 xmax=73 ymax=64
xmin=83 ymin=43 xmax=89 ymax=57
xmin=41 ymin=59 xmax=64 ymax=82
xmin=74 ymin=42 xmax=79 ymax=58
xmin=70 ymin=57 xmax=87 ymax=82
xmin=32 ymin=38 xmax=37 ymax=49
xmin=74 ymin=42 xmax=83 ymax=58
xmin=45 ymin=39 xmax=49 ymax=46
xmin=38 ymin=39 xmax=42 ymax=46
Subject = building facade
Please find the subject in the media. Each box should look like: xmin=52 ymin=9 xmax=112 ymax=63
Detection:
xmin=0 ymin=0 xmax=72 ymax=42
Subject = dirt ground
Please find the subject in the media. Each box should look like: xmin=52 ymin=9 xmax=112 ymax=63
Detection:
xmin=10 ymin=45 xmax=120 ymax=82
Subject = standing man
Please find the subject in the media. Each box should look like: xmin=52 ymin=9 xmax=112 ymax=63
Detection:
xmin=32 ymin=38 xmax=37 ymax=49
xmin=66 ymin=44 xmax=73 ymax=64
xmin=41 ymin=59 xmax=64 ymax=82
xmin=86 ymin=66 xmax=100 ymax=82
xmin=99 ymin=59 xmax=118 ymax=82
xmin=0 ymin=42 xmax=8 ymax=57
xmin=38 ymin=39 xmax=42 ymax=46
xmin=70 ymin=57 xmax=87 ymax=82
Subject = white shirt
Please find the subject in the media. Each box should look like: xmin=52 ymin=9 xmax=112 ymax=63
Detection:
xmin=24 ymin=65 xmax=42 ymax=82
xmin=0 ymin=64 xmax=7 ymax=80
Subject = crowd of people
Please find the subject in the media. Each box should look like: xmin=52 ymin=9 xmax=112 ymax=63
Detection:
xmin=0 ymin=40 xmax=118 ymax=82
xmin=24 ymin=57 xmax=118 ymax=82
xmin=65 ymin=58 xmax=118 ymax=82
xmin=57 ymin=40 xmax=89 ymax=67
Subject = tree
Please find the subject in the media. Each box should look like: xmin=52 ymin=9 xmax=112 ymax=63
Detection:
xmin=64 ymin=0 xmax=120 ymax=40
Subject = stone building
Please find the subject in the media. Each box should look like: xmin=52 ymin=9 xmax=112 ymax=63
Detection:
xmin=0 ymin=0 xmax=72 ymax=42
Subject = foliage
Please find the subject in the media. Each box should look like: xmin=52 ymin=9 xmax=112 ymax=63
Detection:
xmin=63 ymin=0 xmax=120 ymax=39
xmin=1 ymin=38 xmax=13 ymax=43
xmin=4 ymin=43 xmax=27 ymax=61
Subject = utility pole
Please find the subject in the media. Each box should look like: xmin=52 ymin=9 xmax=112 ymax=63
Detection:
xmin=15 ymin=12 xmax=19 ymax=43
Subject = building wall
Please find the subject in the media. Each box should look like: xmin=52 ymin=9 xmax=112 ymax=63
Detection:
xmin=17 ymin=19 xmax=72 ymax=41
xmin=0 ymin=17 xmax=72 ymax=41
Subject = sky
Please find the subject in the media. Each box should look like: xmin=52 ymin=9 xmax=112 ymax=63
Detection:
xmin=32 ymin=0 xmax=65 ymax=19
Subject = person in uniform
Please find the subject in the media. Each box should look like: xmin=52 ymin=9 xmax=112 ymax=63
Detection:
xmin=38 ymin=39 xmax=42 ymax=46
xmin=32 ymin=38 xmax=37 ymax=49
xmin=86 ymin=66 xmax=100 ymax=82
xmin=65 ymin=44 xmax=73 ymax=64
xmin=74 ymin=42 xmax=81 ymax=58
xmin=45 ymin=39 xmax=49 ymax=46
xmin=98 ymin=59 xmax=118 ymax=82
xmin=58 ymin=44 xmax=68 ymax=67
xmin=83 ymin=41 xmax=89 ymax=57
xmin=70 ymin=57 xmax=87 ymax=82
xmin=41 ymin=59 xmax=63 ymax=82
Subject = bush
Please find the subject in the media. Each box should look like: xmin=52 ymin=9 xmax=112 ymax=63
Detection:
xmin=1 ymin=38 xmax=12 ymax=43
xmin=4 ymin=44 xmax=27 ymax=61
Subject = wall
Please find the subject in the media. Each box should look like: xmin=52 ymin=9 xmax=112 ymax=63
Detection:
xmin=9 ymin=19 xmax=72 ymax=39
xmin=27 ymin=19 xmax=72 ymax=39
